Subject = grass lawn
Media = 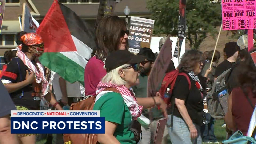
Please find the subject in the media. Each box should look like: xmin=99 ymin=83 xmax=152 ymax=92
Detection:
xmin=214 ymin=119 xmax=227 ymax=142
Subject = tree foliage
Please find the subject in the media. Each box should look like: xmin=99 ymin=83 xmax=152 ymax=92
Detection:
xmin=147 ymin=0 xmax=222 ymax=49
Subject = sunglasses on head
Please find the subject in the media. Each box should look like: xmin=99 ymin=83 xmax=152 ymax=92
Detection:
xmin=120 ymin=30 xmax=129 ymax=37
xmin=123 ymin=63 xmax=141 ymax=72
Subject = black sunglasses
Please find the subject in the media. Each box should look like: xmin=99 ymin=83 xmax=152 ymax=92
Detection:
xmin=141 ymin=61 xmax=151 ymax=65
xmin=120 ymin=30 xmax=129 ymax=37
xmin=123 ymin=63 xmax=141 ymax=72
xmin=33 ymin=43 xmax=44 ymax=48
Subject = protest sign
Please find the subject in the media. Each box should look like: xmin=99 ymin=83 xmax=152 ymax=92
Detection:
xmin=222 ymin=0 xmax=256 ymax=30
xmin=128 ymin=16 xmax=155 ymax=54
xmin=147 ymin=37 xmax=172 ymax=98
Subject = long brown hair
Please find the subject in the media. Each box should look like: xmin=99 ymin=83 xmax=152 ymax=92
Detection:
xmin=178 ymin=50 xmax=203 ymax=72
xmin=239 ymin=64 xmax=256 ymax=97
xmin=95 ymin=16 xmax=127 ymax=60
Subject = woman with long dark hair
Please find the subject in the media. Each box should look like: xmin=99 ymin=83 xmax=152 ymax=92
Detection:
xmin=225 ymin=63 xmax=256 ymax=135
xmin=84 ymin=16 xmax=129 ymax=96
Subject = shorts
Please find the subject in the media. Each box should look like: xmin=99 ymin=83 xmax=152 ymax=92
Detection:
xmin=15 ymin=106 xmax=38 ymax=138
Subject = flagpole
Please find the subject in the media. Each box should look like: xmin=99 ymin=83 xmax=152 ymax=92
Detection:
xmin=210 ymin=24 xmax=222 ymax=68
xmin=177 ymin=40 xmax=181 ymax=63
xmin=95 ymin=0 xmax=106 ymax=30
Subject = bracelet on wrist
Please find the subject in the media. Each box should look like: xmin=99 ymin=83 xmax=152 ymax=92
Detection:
xmin=52 ymin=102 xmax=59 ymax=108
xmin=152 ymin=97 xmax=157 ymax=107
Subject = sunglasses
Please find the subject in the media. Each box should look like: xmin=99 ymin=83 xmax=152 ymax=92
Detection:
xmin=141 ymin=61 xmax=151 ymax=65
xmin=33 ymin=43 xmax=44 ymax=48
xmin=123 ymin=63 xmax=141 ymax=72
xmin=120 ymin=30 xmax=129 ymax=37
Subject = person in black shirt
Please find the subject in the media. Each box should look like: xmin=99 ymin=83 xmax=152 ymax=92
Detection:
xmin=226 ymin=48 xmax=256 ymax=93
xmin=214 ymin=42 xmax=240 ymax=78
xmin=167 ymin=50 xmax=205 ymax=144
xmin=1 ymin=33 xmax=62 ymax=144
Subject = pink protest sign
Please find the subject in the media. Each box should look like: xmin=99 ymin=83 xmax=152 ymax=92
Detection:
xmin=222 ymin=0 xmax=256 ymax=30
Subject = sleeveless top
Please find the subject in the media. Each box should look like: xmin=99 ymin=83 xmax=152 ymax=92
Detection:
xmin=232 ymin=87 xmax=256 ymax=135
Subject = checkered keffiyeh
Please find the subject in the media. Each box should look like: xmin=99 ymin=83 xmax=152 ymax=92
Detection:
xmin=16 ymin=47 xmax=49 ymax=96
xmin=96 ymin=81 xmax=143 ymax=119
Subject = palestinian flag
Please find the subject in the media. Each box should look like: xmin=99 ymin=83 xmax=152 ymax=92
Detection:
xmin=36 ymin=0 xmax=96 ymax=84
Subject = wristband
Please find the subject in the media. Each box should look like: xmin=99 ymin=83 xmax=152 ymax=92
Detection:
xmin=152 ymin=97 xmax=157 ymax=107
xmin=52 ymin=102 xmax=59 ymax=108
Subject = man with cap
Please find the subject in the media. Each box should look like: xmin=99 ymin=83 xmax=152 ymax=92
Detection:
xmin=214 ymin=42 xmax=240 ymax=78
xmin=133 ymin=48 xmax=169 ymax=144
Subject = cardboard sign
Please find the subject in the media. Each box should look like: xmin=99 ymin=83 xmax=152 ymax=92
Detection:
xmin=22 ymin=3 xmax=39 ymax=33
xmin=147 ymin=37 xmax=172 ymax=97
xmin=128 ymin=17 xmax=154 ymax=54
xmin=222 ymin=0 xmax=256 ymax=30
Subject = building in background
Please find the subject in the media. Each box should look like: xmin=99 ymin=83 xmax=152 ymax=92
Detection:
xmin=1 ymin=0 xmax=150 ymax=55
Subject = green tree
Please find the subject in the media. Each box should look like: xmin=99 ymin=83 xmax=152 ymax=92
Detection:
xmin=147 ymin=0 xmax=222 ymax=49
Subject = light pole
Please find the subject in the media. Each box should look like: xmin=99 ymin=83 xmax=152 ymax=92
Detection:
xmin=124 ymin=6 xmax=130 ymax=25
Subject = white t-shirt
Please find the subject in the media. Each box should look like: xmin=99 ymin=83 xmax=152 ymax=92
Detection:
xmin=51 ymin=72 xmax=82 ymax=101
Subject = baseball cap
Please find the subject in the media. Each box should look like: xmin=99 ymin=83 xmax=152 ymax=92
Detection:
xmin=105 ymin=50 xmax=146 ymax=72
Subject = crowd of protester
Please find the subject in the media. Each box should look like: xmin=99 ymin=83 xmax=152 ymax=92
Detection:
xmin=0 ymin=15 xmax=256 ymax=144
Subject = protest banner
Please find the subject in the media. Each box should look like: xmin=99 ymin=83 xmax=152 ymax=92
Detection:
xmin=128 ymin=16 xmax=155 ymax=54
xmin=0 ymin=0 xmax=5 ymax=33
xmin=222 ymin=0 xmax=256 ymax=30
xmin=222 ymin=0 xmax=256 ymax=51
xmin=147 ymin=37 xmax=172 ymax=143
xmin=147 ymin=37 xmax=172 ymax=98
xmin=21 ymin=3 xmax=39 ymax=33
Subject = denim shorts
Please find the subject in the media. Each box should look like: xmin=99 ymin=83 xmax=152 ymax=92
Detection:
xmin=167 ymin=115 xmax=202 ymax=144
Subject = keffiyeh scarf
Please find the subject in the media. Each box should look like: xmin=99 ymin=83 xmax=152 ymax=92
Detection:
xmin=16 ymin=47 xmax=49 ymax=96
xmin=188 ymin=71 xmax=203 ymax=92
xmin=96 ymin=81 xmax=143 ymax=119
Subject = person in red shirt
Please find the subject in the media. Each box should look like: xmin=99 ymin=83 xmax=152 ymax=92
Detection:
xmin=225 ymin=63 xmax=256 ymax=135
xmin=0 ymin=50 xmax=17 ymax=79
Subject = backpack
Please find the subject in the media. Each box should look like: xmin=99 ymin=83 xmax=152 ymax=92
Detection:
xmin=159 ymin=70 xmax=191 ymax=128
xmin=159 ymin=70 xmax=191 ymax=106
xmin=63 ymin=88 xmax=119 ymax=144
xmin=63 ymin=95 xmax=98 ymax=144
xmin=207 ymin=68 xmax=231 ymax=119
